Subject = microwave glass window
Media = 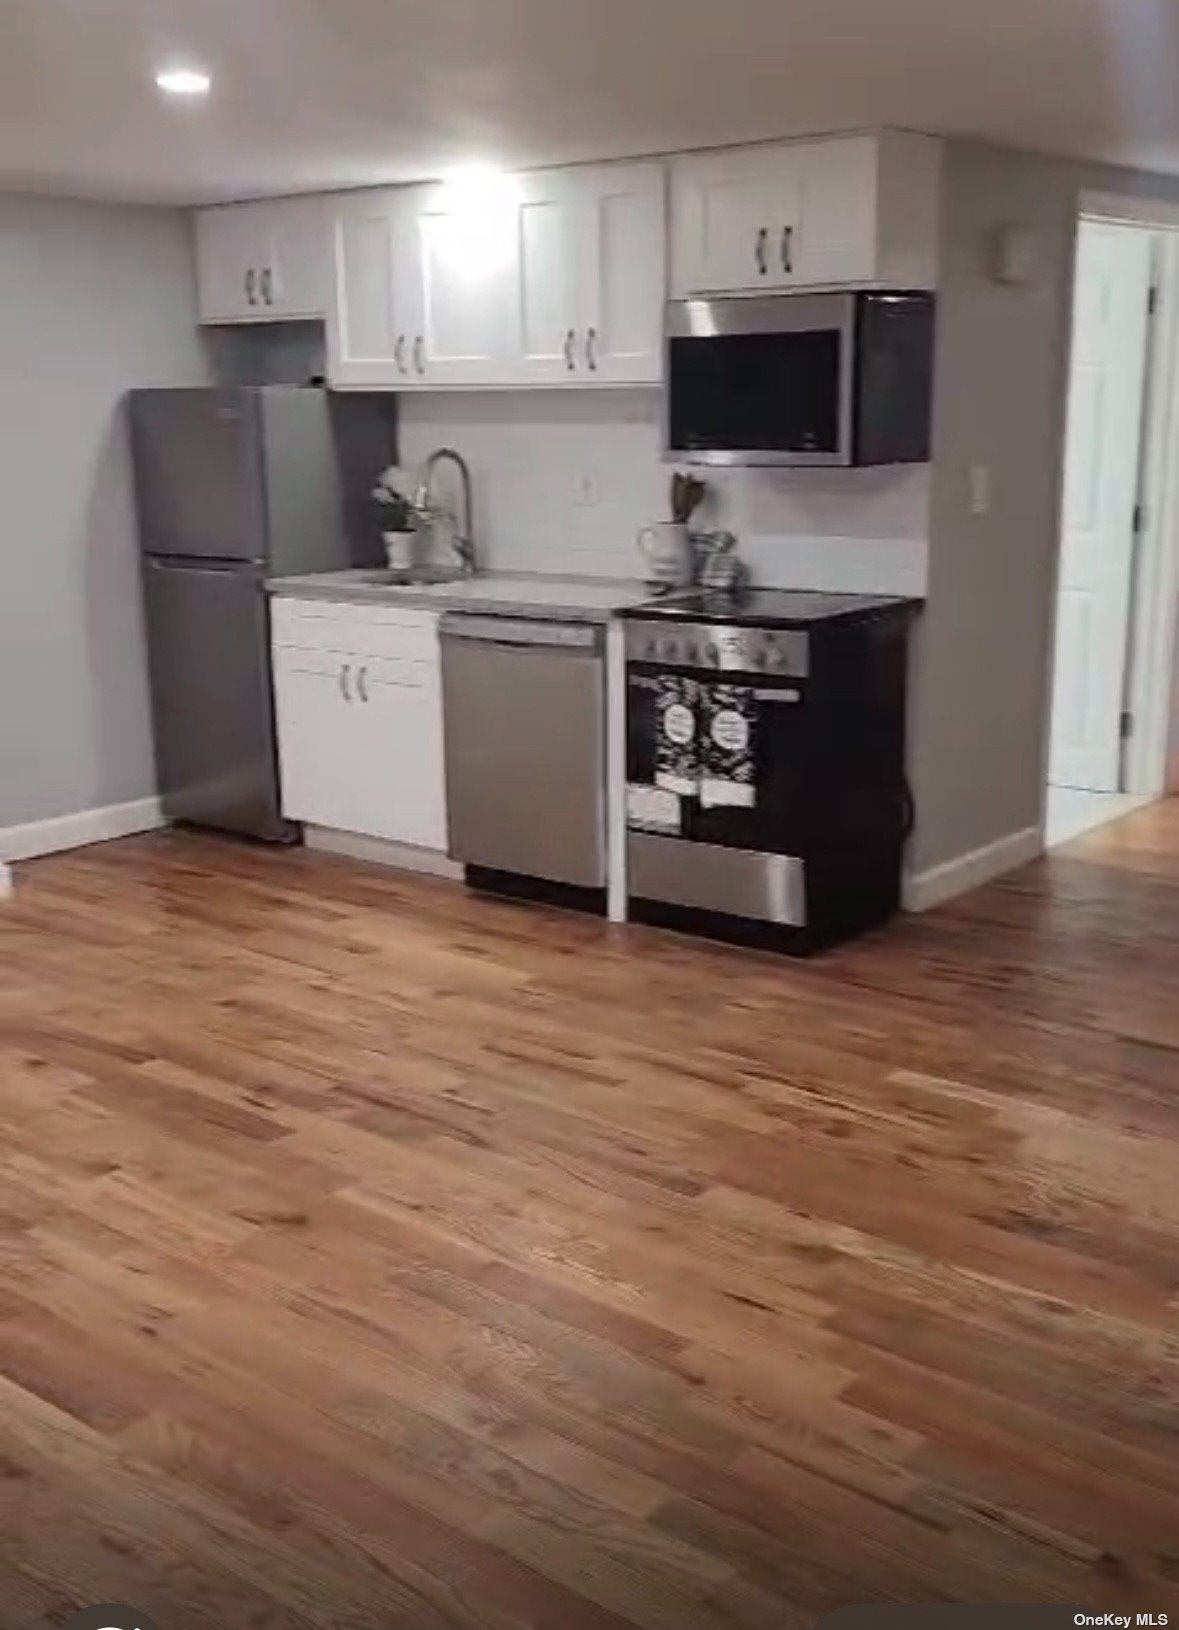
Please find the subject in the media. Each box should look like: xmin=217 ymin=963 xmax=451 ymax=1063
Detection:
xmin=669 ymin=329 xmax=841 ymax=454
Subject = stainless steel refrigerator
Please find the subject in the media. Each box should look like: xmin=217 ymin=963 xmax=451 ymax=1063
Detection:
xmin=129 ymin=385 xmax=392 ymax=841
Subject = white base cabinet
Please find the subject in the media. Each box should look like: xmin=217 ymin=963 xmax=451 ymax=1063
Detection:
xmin=272 ymin=599 xmax=447 ymax=853
xmin=671 ymin=132 xmax=941 ymax=297
xmin=195 ymin=197 xmax=329 ymax=324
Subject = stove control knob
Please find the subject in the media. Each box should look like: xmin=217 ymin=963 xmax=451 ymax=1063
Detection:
xmin=704 ymin=642 xmax=720 ymax=667
xmin=663 ymin=638 xmax=680 ymax=661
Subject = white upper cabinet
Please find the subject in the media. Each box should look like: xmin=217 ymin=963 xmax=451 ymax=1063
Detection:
xmin=328 ymin=188 xmax=419 ymax=388
xmin=577 ymin=163 xmax=666 ymax=384
xmin=328 ymin=160 xmax=666 ymax=391
xmin=671 ymin=132 xmax=941 ymax=297
xmin=410 ymin=182 xmax=523 ymax=386
xmin=195 ymin=197 xmax=329 ymax=323
xmin=517 ymin=170 xmax=586 ymax=383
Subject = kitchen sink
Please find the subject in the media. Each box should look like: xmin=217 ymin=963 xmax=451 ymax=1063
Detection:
xmin=347 ymin=565 xmax=469 ymax=587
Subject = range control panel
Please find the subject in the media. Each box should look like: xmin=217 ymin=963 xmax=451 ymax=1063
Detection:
xmin=626 ymin=620 xmax=810 ymax=678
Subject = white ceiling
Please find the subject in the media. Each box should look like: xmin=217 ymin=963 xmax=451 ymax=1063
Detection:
xmin=2 ymin=0 xmax=1178 ymax=205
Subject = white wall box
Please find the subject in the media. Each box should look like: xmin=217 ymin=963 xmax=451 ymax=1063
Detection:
xmin=671 ymin=132 xmax=942 ymax=297
xmin=271 ymin=599 xmax=448 ymax=852
xmin=329 ymin=161 xmax=666 ymax=390
xmin=195 ymin=197 xmax=330 ymax=324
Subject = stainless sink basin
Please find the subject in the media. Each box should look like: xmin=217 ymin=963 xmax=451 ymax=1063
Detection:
xmin=348 ymin=566 xmax=468 ymax=588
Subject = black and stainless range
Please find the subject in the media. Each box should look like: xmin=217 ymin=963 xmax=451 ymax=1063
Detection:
xmin=623 ymin=589 xmax=919 ymax=955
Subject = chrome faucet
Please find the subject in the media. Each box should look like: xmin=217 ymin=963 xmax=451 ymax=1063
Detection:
xmin=417 ymin=448 xmax=476 ymax=576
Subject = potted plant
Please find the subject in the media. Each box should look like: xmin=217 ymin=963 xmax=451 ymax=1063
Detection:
xmin=371 ymin=465 xmax=432 ymax=571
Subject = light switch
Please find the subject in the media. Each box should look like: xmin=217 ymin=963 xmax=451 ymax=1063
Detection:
xmin=970 ymin=464 xmax=992 ymax=517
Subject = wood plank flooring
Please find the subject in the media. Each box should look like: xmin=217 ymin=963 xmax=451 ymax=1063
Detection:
xmin=1 ymin=801 xmax=1178 ymax=1627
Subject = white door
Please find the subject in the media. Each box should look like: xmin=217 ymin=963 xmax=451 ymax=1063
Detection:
xmin=579 ymin=163 xmax=666 ymax=384
xmin=1049 ymin=222 xmax=1154 ymax=792
xmin=410 ymin=182 xmax=521 ymax=386
xmin=516 ymin=171 xmax=584 ymax=383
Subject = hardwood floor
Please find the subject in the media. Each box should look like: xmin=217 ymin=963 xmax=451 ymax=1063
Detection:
xmin=1 ymin=801 xmax=1178 ymax=1628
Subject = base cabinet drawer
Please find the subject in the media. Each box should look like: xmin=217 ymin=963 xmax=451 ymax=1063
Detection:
xmin=273 ymin=642 xmax=447 ymax=851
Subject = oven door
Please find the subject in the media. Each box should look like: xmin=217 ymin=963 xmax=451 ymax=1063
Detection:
xmin=626 ymin=664 xmax=813 ymax=854
xmin=666 ymin=294 xmax=857 ymax=468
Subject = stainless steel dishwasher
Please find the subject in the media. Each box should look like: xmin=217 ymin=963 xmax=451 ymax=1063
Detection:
xmin=440 ymin=614 xmax=606 ymax=897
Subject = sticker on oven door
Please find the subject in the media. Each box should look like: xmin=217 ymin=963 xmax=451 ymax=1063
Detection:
xmin=710 ymin=708 xmax=751 ymax=754
xmin=627 ymin=784 xmax=682 ymax=835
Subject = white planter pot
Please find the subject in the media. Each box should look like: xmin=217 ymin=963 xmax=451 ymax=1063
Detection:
xmin=382 ymin=529 xmax=420 ymax=572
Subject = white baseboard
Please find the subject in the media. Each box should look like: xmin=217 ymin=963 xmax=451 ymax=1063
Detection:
xmin=304 ymin=825 xmax=463 ymax=880
xmin=903 ymin=825 xmax=1042 ymax=913
xmin=0 ymin=796 xmax=164 ymax=864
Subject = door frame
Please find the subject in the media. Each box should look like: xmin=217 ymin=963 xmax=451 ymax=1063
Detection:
xmin=1044 ymin=193 xmax=1179 ymax=821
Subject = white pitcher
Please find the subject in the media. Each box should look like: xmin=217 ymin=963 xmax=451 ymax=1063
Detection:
xmin=638 ymin=521 xmax=694 ymax=588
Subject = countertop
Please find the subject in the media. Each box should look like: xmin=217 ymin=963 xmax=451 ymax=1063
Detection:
xmin=268 ymin=569 xmax=661 ymax=624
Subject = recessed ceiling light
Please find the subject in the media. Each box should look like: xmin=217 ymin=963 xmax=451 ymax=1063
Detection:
xmin=155 ymin=66 xmax=211 ymax=97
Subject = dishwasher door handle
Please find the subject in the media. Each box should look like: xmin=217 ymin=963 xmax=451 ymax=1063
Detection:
xmin=440 ymin=613 xmax=601 ymax=652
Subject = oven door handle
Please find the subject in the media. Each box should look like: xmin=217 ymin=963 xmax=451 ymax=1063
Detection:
xmin=751 ymin=687 xmax=803 ymax=703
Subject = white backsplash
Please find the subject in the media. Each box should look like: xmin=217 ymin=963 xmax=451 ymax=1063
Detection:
xmin=398 ymin=390 xmax=930 ymax=595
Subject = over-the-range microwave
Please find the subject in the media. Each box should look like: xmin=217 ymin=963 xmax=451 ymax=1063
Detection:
xmin=665 ymin=290 xmax=936 ymax=468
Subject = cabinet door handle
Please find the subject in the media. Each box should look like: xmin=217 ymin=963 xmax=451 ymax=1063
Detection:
xmin=413 ymin=336 xmax=425 ymax=375
xmin=356 ymin=665 xmax=369 ymax=704
xmin=260 ymin=266 xmax=274 ymax=305
xmin=585 ymin=327 xmax=598 ymax=372
xmin=339 ymin=663 xmax=351 ymax=702
xmin=755 ymin=227 xmax=769 ymax=276
xmin=563 ymin=329 xmax=576 ymax=372
xmin=781 ymin=225 xmax=794 ymax=275
xmin=394 ymin=334 xmax=407 ymax=374
xmin=244 ymin=268 xmax=257 ymax=306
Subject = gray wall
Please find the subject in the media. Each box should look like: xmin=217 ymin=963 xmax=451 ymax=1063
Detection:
xmin=0 ymin=196 xmax=207 ymax=831
xmin=909 ymin=140 xmax=1179 ymax=874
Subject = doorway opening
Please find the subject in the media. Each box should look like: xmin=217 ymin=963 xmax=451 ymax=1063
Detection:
xmin=1045 ymin=200 xmax=1179 ymax=849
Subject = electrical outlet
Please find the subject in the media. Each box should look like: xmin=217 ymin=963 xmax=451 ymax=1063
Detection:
xmin=575 ymin=474 xmax=600 ymax=508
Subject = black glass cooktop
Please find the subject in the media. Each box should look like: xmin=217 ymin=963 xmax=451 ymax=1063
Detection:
xmin=627 ymin=588 xmax=921 ymax=629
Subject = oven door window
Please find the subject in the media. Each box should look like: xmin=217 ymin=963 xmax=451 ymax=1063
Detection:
xmin=669 ymin=329 xmax=842 ymax=456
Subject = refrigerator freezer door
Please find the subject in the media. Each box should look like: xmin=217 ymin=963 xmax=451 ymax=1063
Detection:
xmin=143 ymin=558 xmax=291 ymax=839
xmin=130 ymin=389 xmax=268 ymax=562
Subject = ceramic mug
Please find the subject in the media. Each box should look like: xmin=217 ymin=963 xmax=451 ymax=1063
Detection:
xmin=638 ymin=521 xmax=694 ymax=586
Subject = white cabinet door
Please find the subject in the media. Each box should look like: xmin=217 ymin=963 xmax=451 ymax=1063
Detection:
xmin=355 ymin=657 xmax=448 ymax=849
xmin=195 ymin=199 xmax=329 ymax=324
xmin=272 ymin=649 xmax=359 ymax=832
xmin=265 ymin=196 xmax=329 ymax=320
xmin=516 ymin=171 xmax=585 ymax=384
xmin=1049 ymin=222 xmax=1153 ymax=793
xmin=672 ymin=146 xmax=802 ymax=296
xmin=792 ymin=139 xmax=878 ymax=288
xmin=195 ymin=206 xmax=265 ymax=322
xmin=579 ymin=162 xmax=666 ymax=384
xmin=328 ymin=190 xmax=420 ymax=388
xmin=406 ymin=183 xmax=522 ymax=386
